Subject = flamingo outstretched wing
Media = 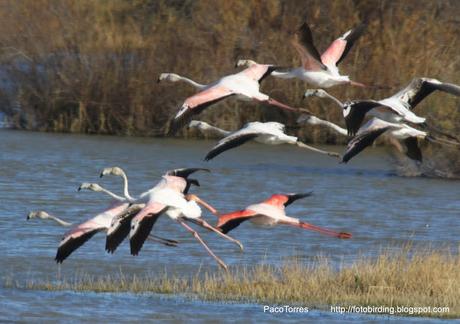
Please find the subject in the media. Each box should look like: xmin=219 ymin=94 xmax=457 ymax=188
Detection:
xmin=217 ymin=209 xmax=258 ymax=234
xmin=263 ymin=193 xmax=313 ymax=208
xmin=55 ymin=220 xmax=105 ymax=263
xmin=342 ymin=124 xmax=391 ymax=163
xmin=291 ymin=22 xmax=327 ymax=71
xmin=169 ymin=86 xmax=235 ymax=134
xmin=105 ymin=204 xmax=145 ymax=253
xmin=393 ymin=78 xmax=460 ymax=110
xmin=204 ymin=129 xmax=260 ymax=161
xmin=129 ymin=202 xmax=168 ymax=255
xmin=403 ymin=137 xmax=422 ymax=162
xmin=321 ymin=23 xmax=366 ymax=66
xmin=241 ymin=64 xmax=279 ymax=84
xmin=344 ymin=100 xmax=384 ymax=136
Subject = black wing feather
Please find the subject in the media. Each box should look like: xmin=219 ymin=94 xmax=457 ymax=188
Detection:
xmin=55 ymin=229 xmax=101 ymax=263
xmin=105 ymin=208 xmax=141 ymax=253
xmin=344 ymin=101 xmax=383 ymax=136
xmin=341 ymin=127 xmax=391 ymax=163
xmin=219 ymin=216 xmax=253 ymax=234
xmin=336 ymin=23 xmax=367 ymax=66
xmin=204 ymin=133 xmax=259 ymax=161
xmin=403 ymin=137 xmax=422 ymax=162
xmin=130 ymin=212 xmax=166 ymax=256
xmin=294 ymin=22 xmax=327 ymax=69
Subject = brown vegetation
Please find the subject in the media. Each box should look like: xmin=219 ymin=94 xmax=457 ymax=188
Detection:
xmin=0 ymin=0 xmax=459 ymax=143
xmin=14 ymin=246 xmax=460 ymax=318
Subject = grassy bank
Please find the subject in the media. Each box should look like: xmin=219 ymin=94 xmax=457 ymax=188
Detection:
xmin=12 ymin=247 xmax=460 ymax=318
xmin=0 ymin=0 xmax=459 ymax=143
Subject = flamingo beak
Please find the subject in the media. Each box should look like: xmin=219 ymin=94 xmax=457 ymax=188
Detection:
xmin=186 ymin=194 xmax=218 ymax=215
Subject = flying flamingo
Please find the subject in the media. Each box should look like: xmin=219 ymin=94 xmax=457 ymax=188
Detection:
xmin=27 ymin=204 xmax=177 ymax=263
xmin=268 ymin=21 xmax=367 ymax=88
xmin=341 ymin=118 xmax=456 ymax=163
xmin=189 ymin=121 xmax=340 ymax=161
xmin=159 ymin=61 xmax=312 ymax=134
xmin=127 ymin=171 xmax=242 ymax=270
xmin=304 ymin=79 xmax=460 ymax=138
xmin=216 ymin=193 xmax=352 ymax=239
xmin=83 ymin=167 xmax=192 ymax=252
xmin=97 ymin=167 xmax=241 ymax=269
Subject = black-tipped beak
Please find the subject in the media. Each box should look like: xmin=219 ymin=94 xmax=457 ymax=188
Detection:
xmin=284 ymin=192 xmax=313 ymax=207
xmin=77 ymin=186 xmax=81 ymax=192
xmin=99 ymin=172 xmax=104 ymax=178
xmin=157 ymin=77 xmax=161 ymax=83
xmin=26 ymin=215 xmax=30 ymax=220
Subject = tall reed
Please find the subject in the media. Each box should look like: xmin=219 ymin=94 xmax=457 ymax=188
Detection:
xmin=0 ymin=0 xmax=458 ymax=143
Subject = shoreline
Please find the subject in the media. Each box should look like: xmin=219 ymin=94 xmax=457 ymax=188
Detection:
xmin=7 ymin=247 xmax=459 ymax=319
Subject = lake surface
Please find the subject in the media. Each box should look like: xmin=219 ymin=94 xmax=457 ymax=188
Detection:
xmin=1 ymin=129 xmax=459 ymax=322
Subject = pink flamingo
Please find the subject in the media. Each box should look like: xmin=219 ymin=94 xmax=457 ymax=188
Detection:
xmin=270 ymin=21 xmax=367 ymax=88
xmin=27 ymin=203 xmax=177 ymax=264
xmin=159 ymin=62 xmax=311 ymax=134
xmin=128 ymin=170 xmax=243 ymax=270
xmin=216 ymin=193 xmax=352 ymax=239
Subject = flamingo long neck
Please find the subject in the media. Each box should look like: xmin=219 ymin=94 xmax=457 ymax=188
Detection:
xmin=316 ymin=119 xmax=347 ymax=136
xmin=178 ymin=76 xmax=207 ymax=90
xmin=322 ymin=91 xmax=344 ymax=108
xmin=271 ymin=70 xmax=298 ymax=79
xmin=120 ymin=171 xmax=136 ymax=202
xmin=205 ymin=125 xmax=231 ymax=137
xmin=46 ymin=215 xmax=73 ymax=227
xmin=98 ymin=186 xmax=127 ymax=202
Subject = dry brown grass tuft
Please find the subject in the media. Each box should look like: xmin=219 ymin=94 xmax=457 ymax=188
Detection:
xmin=16 ymin=246 xmax=460 ymax=318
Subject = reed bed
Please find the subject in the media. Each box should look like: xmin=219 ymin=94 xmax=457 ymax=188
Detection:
xmin=13 ymin=247 xmax=460 ymax=318
xmin=0 ymin=0 xmax=459 ymax=143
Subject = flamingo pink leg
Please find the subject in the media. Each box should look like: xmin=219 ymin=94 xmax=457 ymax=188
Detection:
xmin=280 ymin=220 xmax=352 ymax=239
xmin=177 ymin=220 xmax=228 ymax=270
xmin=265 ymin=98 xmax=312 ymax=114
xmin=186 ymin=218 xmax=244 ymax=251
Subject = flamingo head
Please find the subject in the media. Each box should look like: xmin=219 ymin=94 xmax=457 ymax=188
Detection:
xmin=296 ymin=114 xmax=321 ymax=125
xmin=78 ymin=182 xmax=103 ymax=192
xmin=303 ymin=89 xmax=328 ymax=99
xmin=235 ymin=59 xmax=257 ymax=68
xmin=157 ymin=73 xmax=181 ymax=83
xmin=27 ymin=211 xmax=51 ymax=220
xmin=188 ymin=120 xmax=211 ymax=131
xmin=100 ymin=166 xmax=125 ymax=178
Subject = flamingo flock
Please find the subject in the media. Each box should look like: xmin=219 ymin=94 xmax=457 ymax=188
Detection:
xmin=29 ymin=167 xmax=351 ymax=270
xmin=28 ymin=20 xmax=460 ymax=269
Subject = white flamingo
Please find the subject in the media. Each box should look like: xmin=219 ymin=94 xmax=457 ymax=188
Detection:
xmin=340 ymin=118 xmax=454 ymax=163
xmin=304 ymin=79 xmax=460 ymax=137
xmin=190 ymin=121 xmax=340 ymax=161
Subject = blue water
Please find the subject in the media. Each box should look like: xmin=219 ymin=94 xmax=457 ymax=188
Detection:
xmin=1 ymin=129 xmax=458 ymax=322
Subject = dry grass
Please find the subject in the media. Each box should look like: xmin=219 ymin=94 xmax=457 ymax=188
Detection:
xmin=13 ymin=246 xmax=460 ymax=318
xmin=0 ymin=0 xmax=459 ymax=143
